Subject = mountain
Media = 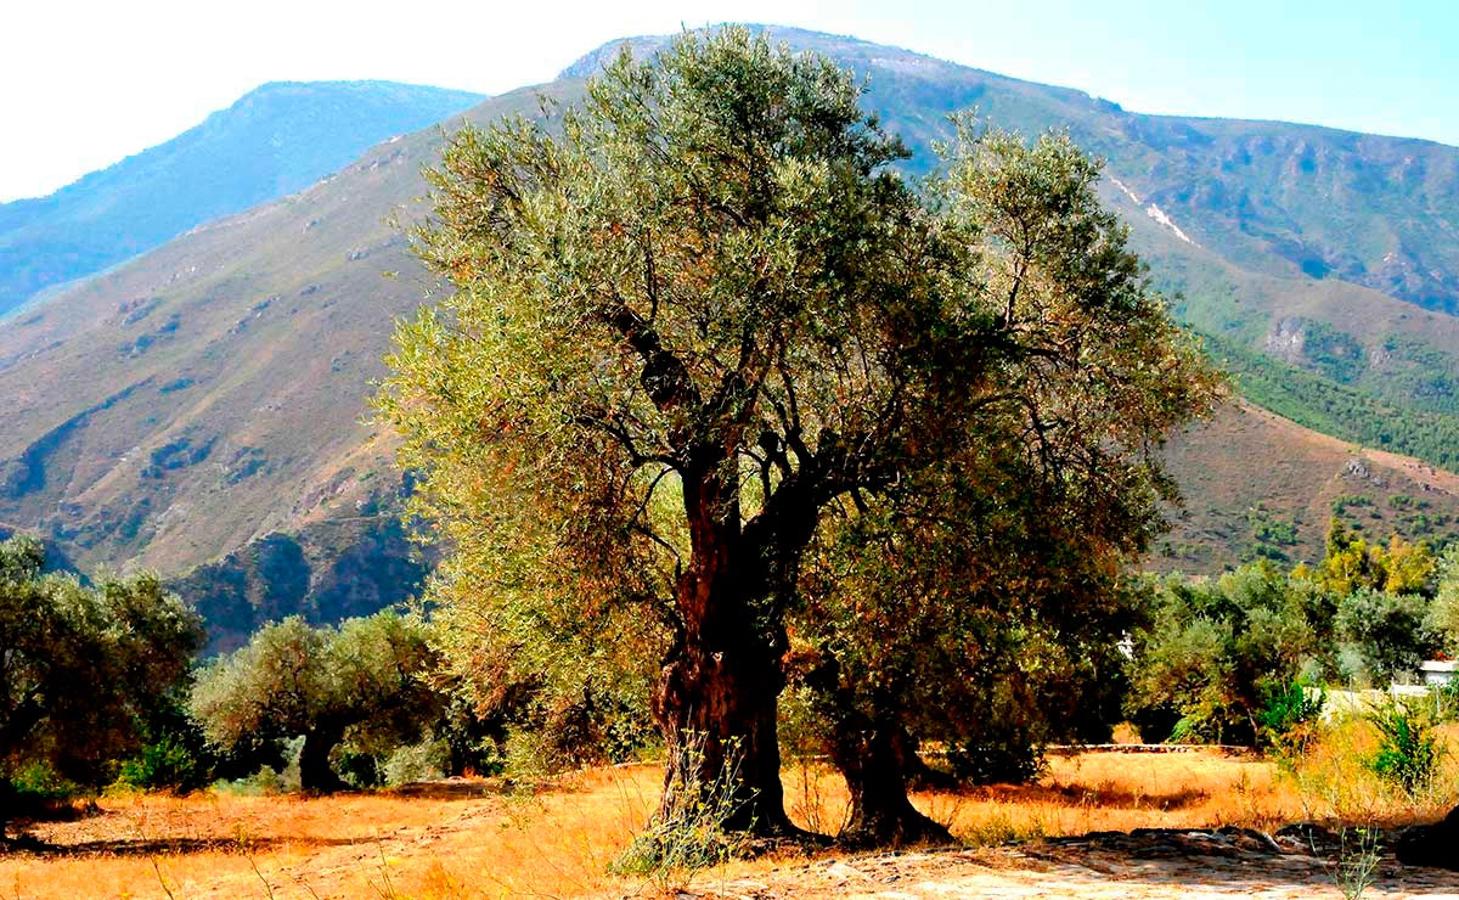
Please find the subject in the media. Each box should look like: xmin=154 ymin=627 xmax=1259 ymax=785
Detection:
xmin=2 ymin=27 xmax=1458 ymax=644
xmin=1160 ymin=402 xmax=1459 ymax=571
xmin=573 ymin=29 xmax=1459 ymax=312
xmin=567 ymin=31 xmax=1459 ymax=471
xmin=0 ymin=81 xmax=483 ymax=315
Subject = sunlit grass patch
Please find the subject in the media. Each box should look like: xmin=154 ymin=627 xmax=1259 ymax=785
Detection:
xmin=5 ymin=736 xmax=1458 ymax=898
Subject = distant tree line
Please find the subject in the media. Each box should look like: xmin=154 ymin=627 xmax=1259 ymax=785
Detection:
xmin=0 ymin=544 xmax=520 ymax=841
xmin=1128 ymin=520 xmax=1459 ymax=746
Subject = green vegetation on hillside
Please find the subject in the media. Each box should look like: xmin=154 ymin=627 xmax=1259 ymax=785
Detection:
xmin=1203 ymin=331 xmax=1459 ymax=470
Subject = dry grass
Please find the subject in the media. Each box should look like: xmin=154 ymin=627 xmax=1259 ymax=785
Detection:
xmin=4 ymin=728 xmax=1455 ymax=899
xmin=786 ymin=748 xmax=1301 ymax=847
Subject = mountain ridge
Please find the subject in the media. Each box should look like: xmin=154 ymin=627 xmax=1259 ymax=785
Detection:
xmin=0 ymin=80 xmax=484 ymax=314
xmin=562 ymin=27 xmax=1459 ymax=150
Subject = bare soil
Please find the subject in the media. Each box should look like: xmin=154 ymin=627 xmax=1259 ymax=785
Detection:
xmin=689 ymin=828 xmax=1459 ymax=899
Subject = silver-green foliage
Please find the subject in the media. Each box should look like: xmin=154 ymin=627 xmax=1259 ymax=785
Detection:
xmin=189 ymin=611 xmax=441 ymax=791
xmin=0 ymin=535 xmax=203 ymax=793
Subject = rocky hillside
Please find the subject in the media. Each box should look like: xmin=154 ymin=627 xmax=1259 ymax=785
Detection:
xmin=3 ymin=27 xmax=1458 ymax=643
xmin=0 ymin=81 xmax=482 ymax=314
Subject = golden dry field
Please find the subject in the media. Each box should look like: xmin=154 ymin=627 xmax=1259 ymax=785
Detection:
xmin=7 ymin=720 xmax=1458 ymax=899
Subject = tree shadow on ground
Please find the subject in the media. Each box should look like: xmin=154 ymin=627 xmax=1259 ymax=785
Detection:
xmin=384 ymin=777 xmax=516 ymax=800
xmin=953 ymin=782 xmax=1211 ymax=811
xmin=1016 ymin=826 xmax=1459 ymax=892
xmin=0 ymin=834 xmax=365 ymax=859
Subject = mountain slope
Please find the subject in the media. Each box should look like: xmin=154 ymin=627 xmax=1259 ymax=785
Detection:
xmin=1 ymin=27 xmax=1458 ymax=640
xmin=576 ymin=28 xmax=1459 ymax=314
xmin=0 ymin=81 xmax=483 ymax=314
xmin=1161 ymin=402 xmax=1459 ymax=571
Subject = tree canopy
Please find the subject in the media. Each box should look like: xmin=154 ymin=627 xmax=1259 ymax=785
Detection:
xmin=0 ymin=536 xmax=202 ymax=825
xmin=190 ymin=611 xmax=440 ymax=792
xmin=379 ymin=27 xmax=1218 ymax=841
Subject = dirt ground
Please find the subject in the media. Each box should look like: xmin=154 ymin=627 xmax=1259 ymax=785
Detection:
xmin=696 ymin=830 xmax=1459 ymax=899
xmin=4 ymin=749 xmax=1459 ymax=898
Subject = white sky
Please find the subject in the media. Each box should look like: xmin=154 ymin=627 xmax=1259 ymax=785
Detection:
xmin=2 ymin=0 xmax=1455 ymax=202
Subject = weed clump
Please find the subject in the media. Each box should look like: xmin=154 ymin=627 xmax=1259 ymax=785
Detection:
xmin=1260 ymin=682 xmax=1326 ymax=753
xmin=610 ymin=732 xmax=752 ymax=884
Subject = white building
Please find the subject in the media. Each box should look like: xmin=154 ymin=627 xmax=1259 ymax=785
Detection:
xmin=1420 ymin=660 xmax=1459 ymax=687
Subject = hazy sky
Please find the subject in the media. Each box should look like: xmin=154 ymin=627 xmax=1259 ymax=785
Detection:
xmin=3 ymin=0 xmax=1454 ymax=201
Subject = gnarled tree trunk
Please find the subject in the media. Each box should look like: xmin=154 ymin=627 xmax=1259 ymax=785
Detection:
xmin=831 ymin=714 xmax=952 ymax=848
xmin=655 ymin=625 xmax=792 ymax=834
xmin=299 ymin=722 xmax=348 ymax=793
xmin=651 ymin=454 xmax=802 ymax=837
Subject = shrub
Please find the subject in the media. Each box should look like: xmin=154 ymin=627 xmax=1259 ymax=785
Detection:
xmin=1367 ymin=701 xmax=1443 ymax=797
xmin=211 ymin=765 xmax=286 ymax=796
xmin=1335 ymin=827 xmax=1383 ymax=900
xmin=116 ymin=731 xmax=210 ymax=793
xmin=1258 ymin=681 xmax=1326 ymax=752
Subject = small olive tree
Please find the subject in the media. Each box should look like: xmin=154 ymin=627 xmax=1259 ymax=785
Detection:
xmin=190 ymin=612 xmax=440 ymax=792
xmin=0 ymin=536 xmax=202 ymax=829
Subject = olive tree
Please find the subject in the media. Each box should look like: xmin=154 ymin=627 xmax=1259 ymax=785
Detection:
xmin=0 ymin=536 xmax=202 ymax=829
xmin=790 ymin=126 xmax=1216 ymax=845
xmin=190 ymin=612 xmax=439 ymax=792
xmin=1125 ymin=563 xmax=1327 ymax=744
xmin=379 ymin=28 xmax=1217 ymax=837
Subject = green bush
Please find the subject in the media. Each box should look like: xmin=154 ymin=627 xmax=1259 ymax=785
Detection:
xmin=116 ymin=731 xmax=210 ymax=793
xmin=1367 ymin=701 xmax=1443 ymax=796
xmin=1258 ymin=681 xmax=1326 ymax=751
xmin=5 ymin=761 xmax=82 ymax=804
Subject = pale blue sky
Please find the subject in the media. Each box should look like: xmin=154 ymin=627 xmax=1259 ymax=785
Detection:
xmin=2 ymin=0 xmax=1454 ymax=201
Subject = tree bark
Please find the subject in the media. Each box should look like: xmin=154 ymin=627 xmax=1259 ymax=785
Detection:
xmin=655 ymin=619 xmax=793 ymax=835
xmin=832 ymin=717 xmax=953 ymax=848
xmin=298 ymin=724 xmax=347 ymax=793
xmin=651 ymin=455 xmax=801 ymax=837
